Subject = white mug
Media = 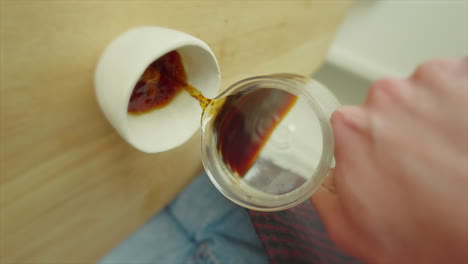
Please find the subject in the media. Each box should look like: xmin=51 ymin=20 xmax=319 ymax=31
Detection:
xmin=95 ymin=26 xmax=220 ymax=153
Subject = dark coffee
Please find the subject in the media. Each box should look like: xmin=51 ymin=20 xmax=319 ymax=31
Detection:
xmin=128 ymin=51 xmax=188 ymax=114
xmin=213 ymin=88 xmax=298 ymax=176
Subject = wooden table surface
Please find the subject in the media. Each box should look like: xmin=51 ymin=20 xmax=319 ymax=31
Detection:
xmin=0 ymin=1 xmax=351 ymax=263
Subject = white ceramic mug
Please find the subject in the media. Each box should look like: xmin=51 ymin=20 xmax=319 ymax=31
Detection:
xmin=95 ymin=26 xmax=220 ymax=153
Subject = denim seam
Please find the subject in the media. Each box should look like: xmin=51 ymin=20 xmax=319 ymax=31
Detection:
xmin=196 ymin=205 xmax=238 ymax=236
xmin=166 ymin=206 xmax=195 ymax=242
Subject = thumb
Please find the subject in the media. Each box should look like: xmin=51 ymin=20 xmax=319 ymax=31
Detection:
xmin=310 ymin=175 xmax=366 ymax=259
xmin=310 ymin=173 xmax=349 ymax=247
xmin=310 ymin=106 xmax=373 ymax=260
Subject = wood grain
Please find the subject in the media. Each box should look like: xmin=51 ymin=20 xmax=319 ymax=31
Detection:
xmin=0 ymin=1 xmax=351 ymax=263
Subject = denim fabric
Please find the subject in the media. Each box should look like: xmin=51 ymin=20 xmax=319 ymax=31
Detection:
xmin=100 ymin=173 xmax=268 ymax=264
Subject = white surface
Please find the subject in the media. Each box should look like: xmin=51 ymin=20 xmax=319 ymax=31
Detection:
xmin=94 ymin=26 xmax=220 ymax=153
xmin=316 ymin=0 xmax=467 ymax=105
xmin=332 ymin=0 xmax=467 ymax=78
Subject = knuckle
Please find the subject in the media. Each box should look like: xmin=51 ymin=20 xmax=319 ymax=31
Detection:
xmin=411 ymin=58 xmax=455 ymax=81
xmin=411 ymin=58 xmax=467 ymax=95
xmin=367 ymin=78 xmax=409 ymax=106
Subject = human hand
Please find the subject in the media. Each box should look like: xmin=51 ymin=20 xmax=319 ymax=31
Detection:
xmin=311 ymin=58 xmax=468 ymax=264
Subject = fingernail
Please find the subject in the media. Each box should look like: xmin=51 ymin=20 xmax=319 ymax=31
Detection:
xmin=332 ymin=106 xmax=368 ymax=132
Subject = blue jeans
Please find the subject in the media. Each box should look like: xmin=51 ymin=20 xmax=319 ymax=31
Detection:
xmin=100 ymin=173 xmax=269 ymax=264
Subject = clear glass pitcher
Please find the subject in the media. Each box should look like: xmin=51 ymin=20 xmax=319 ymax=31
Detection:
xmin=200 ymin=74 xmax=340 ymax=211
